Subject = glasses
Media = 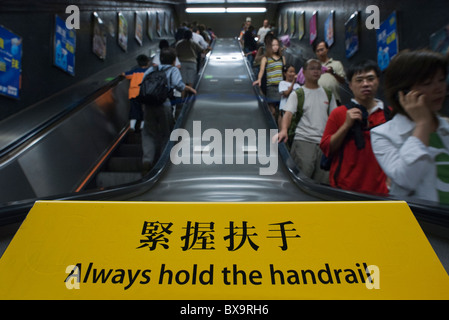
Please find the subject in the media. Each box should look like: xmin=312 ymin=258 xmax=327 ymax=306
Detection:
xmin=353 ymin=76 xmax=377 ymax=84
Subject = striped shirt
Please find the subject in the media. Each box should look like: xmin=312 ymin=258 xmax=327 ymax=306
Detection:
xmin=266 ymin=56 xmax=283 ymax=86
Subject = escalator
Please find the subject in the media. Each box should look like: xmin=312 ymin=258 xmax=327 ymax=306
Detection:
xmin=0 ymin=67 xmax=133 ymax=224
xmin=126 ymin=40 xmax=319 ymax=202
xmin=86 ymin=129 xmax=143 ymax=190
xmin=0 ymin=39 xmax=448 ymax=263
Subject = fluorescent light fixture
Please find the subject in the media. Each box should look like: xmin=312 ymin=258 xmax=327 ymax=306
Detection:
xmin=186 ymin=0 xmax=225 ymax=3
xmin=186 ymin=7 xmax=226 ymax=13
xmin=227 ymin=0 xmax=266 ymax=2
xmin=226 ymin=7 xmax=267 ymax=13
xmin=185 ymin=6 xmax=266 ymax=14
xmin=187 ymin=0 xmax=266 ymax=2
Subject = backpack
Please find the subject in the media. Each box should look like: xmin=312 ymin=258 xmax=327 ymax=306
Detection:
xmin=287 ymin=87 xmax=333 ymax=148
xmin=138 ymin=67 xmax=171 ymax=106
xmin=324 ymin=102 xmax=392 ymax=173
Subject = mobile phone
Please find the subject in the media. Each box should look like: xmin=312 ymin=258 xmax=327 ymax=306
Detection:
xmin=395 ymin=89 xmax=410 ymax=102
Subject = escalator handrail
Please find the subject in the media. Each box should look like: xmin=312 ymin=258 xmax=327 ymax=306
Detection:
xmin=0 ymin=41 xmax=215 ymax=226
xmin=0 ymin=76 xmax=124 ymax=161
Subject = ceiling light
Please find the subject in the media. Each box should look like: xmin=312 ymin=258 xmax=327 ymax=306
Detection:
xmin=226 ymin=7 xmax=267 ymax=13
xmin=227 ymin=0 xmax=266 ymax=2
xmin=185 ymin=7 xmax=227 ymax=13
xmin=187 ymin=0 xmax=266 ymax=2
xmin=186 ymin=0 xmax=225 ymax=3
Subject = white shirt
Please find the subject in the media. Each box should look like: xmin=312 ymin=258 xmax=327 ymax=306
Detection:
xmin=371 ymin=113 xmax=449 ymax=203
xmin=284 ymin=86 xmax=337 ymax=144
xmin=257 ymin=26 xmax=271 ymax=44
xmin=192 ymin=32 xmax=208 ymax=50
xmin=152 ymin=51 xmax=181 ymax=68
xmin=278 ymin=81 xmax=301 ymax=111
xmin=318 ymin=58 xmax=345 ymax=102
xmin=350 ymin=98 xmax=385 ymax=114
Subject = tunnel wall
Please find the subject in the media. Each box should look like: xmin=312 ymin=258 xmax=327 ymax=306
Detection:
xmin=0 ymin=1 xmax=177 ymax=121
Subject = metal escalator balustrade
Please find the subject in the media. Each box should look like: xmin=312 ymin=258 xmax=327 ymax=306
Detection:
xmin=88 ymin=130 xmax=143 ymax=190
xmin=0 ymin=80 xmax=130 ymax=205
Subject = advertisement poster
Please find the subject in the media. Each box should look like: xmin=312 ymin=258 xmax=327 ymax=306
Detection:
xmin=92 ymin=12 xmax=106 ymax=60
xmin=118 ymin=12 xmax=128 ymax=52
xmin=309 ymin=11 xmax=317 ymax=45
xmin=0 ymin=25 xmax=22 ymax=99
xmin=289 ymin=11 xmax=295 ymax=37
xmin=297 ymin=11 xmax=305 ymax=40
xmin=165 ymin=12 xmax=170 ymax=36
xmin=135 ymin=12 xmax=143 ymax=46
xmin=430 ymin=24 xmax=449 ymax=84
xmin=345 ymin=11 xmax=359 ymax=59
xmin=170 ymin=14 xmax=175 ymax=36
xmin=147 ymin=11 xmax=154 ymax=40
xmin=430 ymin=24 xmax=449 ymax=55
xmin=324 ymin=11 xmax=334 ymax=47
xmin=376 ymin=11 xmax=399 ymax=71
xmin=283 ymin=11 xmax=288 ymax=35
xmin=156 ymin=11 xmax=163 ymax=37
xmin=54 ymin=15 xmax=76 ymax=76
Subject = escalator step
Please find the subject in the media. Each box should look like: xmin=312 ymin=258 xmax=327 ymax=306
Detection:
xmin=96 ymin=172 xmax=142 ymax=188
xmin=106 ymin=157 xmax=143 ymax=172
xmin=114 ymin=144 xmax=143 ymax=157
xmin=125 ymin=132 xmax=142 ymax=144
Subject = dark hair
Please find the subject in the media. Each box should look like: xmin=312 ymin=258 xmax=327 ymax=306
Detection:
xmin=183 ymin=30 xmax=193 ymax=40
xmin=282 ymin=64 xmax=295 ymax=79
xmin=160 ymin=47 xmax=177 ymax=65
xmin=137 ymin=54 xmax=150 ymax=67
xmin=282 ymin=64 xmax=294 ymax=73
xmin=158 ymin=39 xmax=169 ymax=50
xmin=312 ymin=39 xmax=328 ymax=52
xmin=265 ymin=37 xmax=281 ymax=57
xmin=384 ymin=49 xmax=448 ymax=116
xmin=346 ymin=59 xmax=380 ymax=82
xmin=264 ymin=32 xmax=274 ymax=46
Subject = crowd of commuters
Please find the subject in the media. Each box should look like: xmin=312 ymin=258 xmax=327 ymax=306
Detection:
xmin=122 ymin=21 xmax=214 ymax=173
xmin=122 ymin=17 xmax=449 ymax=207
xmin=242 ymin=18 xmax=449 ymax=206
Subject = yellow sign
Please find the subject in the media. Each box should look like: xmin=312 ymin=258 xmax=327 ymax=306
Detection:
xmin=0 ymin=201 xmax=448 ymax=300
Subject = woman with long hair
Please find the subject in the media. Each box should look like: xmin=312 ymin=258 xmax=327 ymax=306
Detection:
xmin=371 ymin=49 xmax=449 ymax=204
xmin=253 ymin=37 xmax=285 ymax=119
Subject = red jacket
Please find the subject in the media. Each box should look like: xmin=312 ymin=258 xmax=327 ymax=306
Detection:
xmin=320 ymin=104 xmax=389 ymax=195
